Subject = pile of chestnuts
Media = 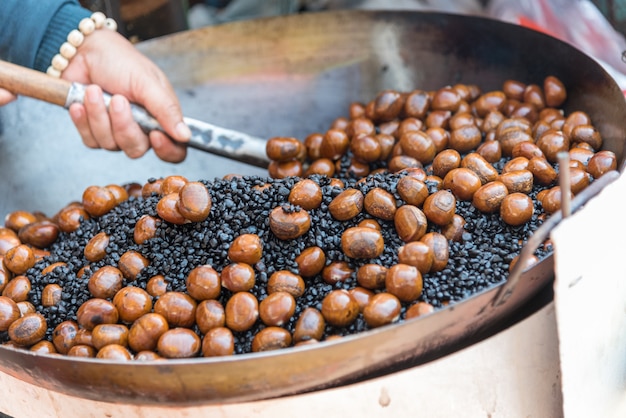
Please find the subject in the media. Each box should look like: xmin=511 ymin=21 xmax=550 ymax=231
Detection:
xmin=0 ymin=76 xmax=617 ymax=360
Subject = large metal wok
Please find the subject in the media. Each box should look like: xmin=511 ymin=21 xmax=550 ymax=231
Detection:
xmin=0 ymin=10 xmax=624 ymax=405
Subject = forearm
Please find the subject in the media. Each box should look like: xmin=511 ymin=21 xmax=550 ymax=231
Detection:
xmin=0 ymin=0 xmax=90 ymax=71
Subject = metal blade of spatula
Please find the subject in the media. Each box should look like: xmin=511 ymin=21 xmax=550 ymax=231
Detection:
xmin=0 ymin=60 xmax=270 ymax=168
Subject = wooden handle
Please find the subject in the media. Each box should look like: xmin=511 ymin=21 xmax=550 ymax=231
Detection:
xmin=0 ymin=60 xmax=70 ymax=107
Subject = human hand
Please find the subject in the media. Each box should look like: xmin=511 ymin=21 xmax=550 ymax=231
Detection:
xmin=62 ymin=28 xmax=190 ymax=163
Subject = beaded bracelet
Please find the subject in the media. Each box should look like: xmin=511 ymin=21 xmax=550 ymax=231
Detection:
xmin=46 ymin=11 xmax=118 ymax=78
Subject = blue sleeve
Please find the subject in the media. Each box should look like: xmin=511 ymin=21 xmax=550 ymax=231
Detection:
xmin=0 ymin=0 xmax=91 ymax=72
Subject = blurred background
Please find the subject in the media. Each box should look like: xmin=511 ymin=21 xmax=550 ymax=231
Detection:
xmin=77 ymin=0 xmax=626 ymax=90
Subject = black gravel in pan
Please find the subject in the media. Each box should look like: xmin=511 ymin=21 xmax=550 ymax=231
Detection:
xmin=7 ymin=162 xmax=551 ymax=353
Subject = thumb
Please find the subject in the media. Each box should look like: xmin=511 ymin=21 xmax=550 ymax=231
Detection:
xmin=0 ymin=89 xmax=17 ymax=106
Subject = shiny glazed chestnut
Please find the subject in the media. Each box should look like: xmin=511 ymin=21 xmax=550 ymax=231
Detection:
xmin=498 ymin=169 xmax=534 ymax=194
xmin=8 ymin=312 xmax=47 ymax=346
xmin=154 ymin=292 xmax=197 ymax=328
xmin=91 ymin=323 xmax=129 ymax=350
xmin=16 ymin=301 xmax=35 ymax=316
xmin=88 ymin=265 xmax=124 ymax=299
xmin=113 ymin=286 xmax=153 ymax=323
xmin=543 ymin=75 xmax=567 ymax=107
xmin=96 ymin=344 xmax=133 ymax=360
xmin=399 ymin=131 xmax=436 ymax=164
xmin=3 ymin=244 xmax=35 ymax=275
xmin=221 ymin=262 xmax=256 ymax=293
xmin=363 ymin=292 xmax=402 ymax=328
xmin=266 ymin=137 xmax=304 ymax=162
xmin=320 ymin=289 xmax=359 ymax=327
xmin=293 ymin=307 xmax=325 ymax=343
xmin=0 ymin=295 xmax=20 ymax=331
xmin=195 ymin=299 xmax=225 ymax=334
xmin=295 ymin=246 xmax=326 ymax=278
xmin=472 ymin=181 xmax=509 ymax=213
xmin=42 ymin=283 xmax=62 ymax=307
xmin=396 ymin=176 xmax=428 ymax=207
xmin=56 ymin=205 xmax=90 ymax=233
xmin=587 ymin=150 xmax=617 ymax=179
xmin=441 ymin=213 xmax=465 ymax=242
xmin=320 ymin=129 xmax=349 ymax=160
xmin=133 ymin=215 xmax=160 ymax=245
xmin=2 ymin=275 xmax=31 ymax=302
xmin=341 ymin=227 xmax=384 ymax=259
xmin=161 ymin=175 xmax=188 ymax=195
xmin=84 ymin=231 xmax=109 ymax=262
xmin=178 ymin=181 xmax=212 ymax=223
xmin=259 ymin=291 xmax=296 ymax=327
xmin=228 ymin=234 xmax=263 ymax=265
xmin=398 ymin=241 xmax=433 ymax=274
xmin=105 ymin=184 xmax=129 ymax=205
xmin=322 ymin=261 xmax=353 ymax=285
xmin=443 ymin=168 xmax=482 ymax=201
xmin=476 ymin=139 xmax=502 ymax=163
xmin=157 ymin=328 xmax=201 ymax=359
xmin=156 ymin=193 xmax=187 ymax=225
xmin=128 ymin=312 xmax=169 ymax=353
xmin=289 ymin=179 xmax=323 ymax=210
xmin=30 ymin=340 xmax=57 ymax=355
xmin=118 ymin=250 xmax=150 ymax=281
xmin=76 ymin=298 xmax=119 ymax=330
xmin=68 ymin=345 xmax=96 ymax=358
xmin=202 ymin=327 xmax=234 ymax=357
xmin=420 ymin=232 xmax=450 ymax=272
xmin=18 ymin=220 xmax=59 ymax=248
xmin=461 ymin=153 xmax=499 ymax=184
xmin=82 ymin=185 xmax=117 ymax=217
xmin=394 ymin=205 xmax=428 ymax=242
xmin=267 ymin=270 xmax=305 ymax=298
xmin=527 ymin=156 xmax=557 ymax=186
xmin=269 ymin=160 xmax=303 ymax=179
xmin=186 ymin=265 xmax=221 ymax=301
xmin=251 ymin=327 xmax=292 ymax=352
xmin=146 ymin=274 xmax=168 ymax=297
xmin=225 ymin=291 xmax=259 ymax=332
xmin=356 ymin=264 xmax=387 ymax=290
xmin=351 ymin=134 xmax=382 ymax=163
xmin=52 ymin=320 xmax=78 ymax=354
xmin=364 ymin=188 xmax=397 ymax=220
xmin=269 ymin=206 xmax=311 ymax=240
xmin=328 ymin=189 xmax=364 ymax=221
xmin=405 ymin=301 xmax=435 ymax=319
xmin=432 ymin=149 xmax=461 ymax=179
xmin=4 ymin=211 xmax=37 ymax=232
xmin=422 ymin=190 xmax=456 ymax=226
xmin=500 ymin=193 xmax=534 ymax=226
xmin=385 ymin=264 xmax=423 ymax=302
xmin=448 ymin=125 xmax=482 ymax=154
xmin=349 ymin=287 xmax=374 ymax=312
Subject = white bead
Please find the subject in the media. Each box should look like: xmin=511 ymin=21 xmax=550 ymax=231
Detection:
xmin=91 ymin=11 xmax=106 ymax=29
xmin=67 ymin=29 xmax=84 ymax=47
xmin=46 ymin=66 xmax=61 ymax=78
xmin=59 ymin=42 xmax=77 ymax=59
xmin=78 ymin=17 xmax=95 ymax=35
xmin=51 ymin=54 xmax=69 ymax=71
xmin=104 ymin=18 xmax=118 ymax=32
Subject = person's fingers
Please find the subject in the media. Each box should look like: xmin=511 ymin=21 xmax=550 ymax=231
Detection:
xmin=149 ymin=130 xmax=187 ymax=163
xmin=68 ymin=102 xmax=99 ymax=149
xmin=83 ymin=85 xmax=118 ymax=151
xmin=0 ymin=89 xmax=16 ymax=106
xmin=109 ymin=95 xmax=150 ymax=159
xmin=130 ymin=69 xmax=191 ymax=144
